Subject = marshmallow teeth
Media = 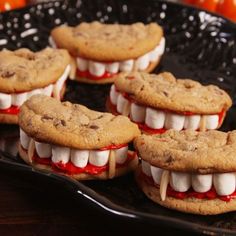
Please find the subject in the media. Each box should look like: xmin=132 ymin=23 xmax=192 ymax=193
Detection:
xmin=135 ymin=54 xmax=149 ymax=70
xmin=71 ymin=149 xmax=89 ymax=168
xmin=192 ymin=174 xmax=212 ymax=193
xmin=110 ymin=85 xmax=120 ymax=105
xmin=170 ymin=172 xmax=191 ymax=192
xmin=89 ymin=150 xmax=110 ymax=167
xmin=114 ymin=146 xmax=128 ymax=164
xmin=0 ymin=93 xmax=11 ymax=109
xmin=12 ymin=92 xmax=27 ymax=107
xmin=151 ymin=165 xmax=163 ymax=185
xmin=120 ymin=60 xmax=134 ymax=72
xmin=205 ymin=115 xmax=219 ymax=130
xmin=213 ymin=173 xmax=236 ymax=196
xmin=117 ymin=94 xmax=130 ymax=115
xmin=52 ymin=146 xmax=70 ymax=164
xmin=145 ymin=108 xmax=165 ymax=129
xmin=89 ymin=61 xmax=105 ymax=77
xmin=184 ymin=115 xmax=200 ymax=130
xmin=77 ymin=57 xmax=88 ymax=72
xmin=165 ymin=113 xmax=185 ymax=131
xmin=142 ymin=160 xmax=152 ymax=177
xmin=20 ymin=129 xmax=30 ymax=150
xmin=106 ymin=62 xmax=119 ymax=74
xmin=131 ymin=103 xmax=146 ymax=123
xmin=35 ymin=141 xmax=52 ymax=158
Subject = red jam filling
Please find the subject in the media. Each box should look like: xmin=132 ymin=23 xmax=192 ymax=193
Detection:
xmin=77 ymin=69 xmax=117 ymax=80
xmin=0 ymin=106 xmax=20 ymax=115
xmin=142 ymin=172 xmax=236 ymax=202
xmin=31 ymin=145 xmax=136 ymax=175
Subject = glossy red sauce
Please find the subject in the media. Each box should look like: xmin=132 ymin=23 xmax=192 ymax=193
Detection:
xmin=137 ymin=123 xmax=166 ymax=134
xmin=32 ymin=146 xmax=136 ymax=175
xmin=0 ymin=106 xmax=20 ymax=115
xmin=142 ymin=172 xmax=236 ymax=202
xmin=77 ymin=69 xmax=116 ymax=80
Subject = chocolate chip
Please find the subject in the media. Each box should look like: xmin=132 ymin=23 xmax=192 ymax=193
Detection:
xmin=165 ymin=155 xmax=173 ymax=164
xmin=90 ymin=125 xmax=99 ymax=130
xmin=163 ymin=91 xmax=169 ymax=97
xmin=1 ymin=71 xmax=15 ymax=78
xmin=41 ymin=114 xmax=53 ymax=121
xmin=61 ymin=120 xmax=66 ymax=126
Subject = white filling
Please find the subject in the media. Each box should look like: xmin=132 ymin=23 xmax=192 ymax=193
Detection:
xmin=89 ymin=150 xmax=110 ymax=167
xmin=116 ymin=94 xmax=130 ymax=115
xmin=76 ymin=37 xmax=165 ymax=75
xmin=111 ymin=90 xmax=220 ymax=132
xmin=114 ymin=146 xmax=128 ymax=164
xmin=145 ymin=108 xmax=165 ymax=129
xmin=170 ymin=171 xmax=191 ymax=192
xmin=20 ymin=128 xmax=30 ymax=150
xmin=0 ymin=93 xmax=11 ymax=109
xmin=21 ymin=138 xmax=130 ymax=168
xmin=71 ymin=149 xmax=89 ymax=168
xmin=52 ymin=146 xmax=70 ymax=164
xmin=165 ymin=113 xmax=185 ymax=131
xmin=151 ymin=165 xmax=163 ymax=185
xmin=110 ymin=85 xmax=120 ymax=105
xmin=142 ymin=163 xmax=236 ymax=196
xmin=141 ymin=160 xmax=152 ymax=177
xmin=184 ymin=115 xmax=200 ymax=130
xmin=131 ymin=103 xmax=146 ymax=123
xmin=213 ymin=173 xmax=236 ymax=196
xmin=0 ymin=66 xmax=70 ymax=110
xmin=35 ymin=141 xmax=52 ymax=158
xmin=205 ymin=115 xmax=219 ymax=130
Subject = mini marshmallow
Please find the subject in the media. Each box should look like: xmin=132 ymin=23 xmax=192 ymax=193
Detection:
xmin=192 ymin=174 xmax=213 ymax=193
xmin=43 ymin=84 xmax=53 ymax=96
xmin=77 ymin=57 xmax=88 ymax=72
xmin=88 ymin=61 xmax=105 ymax=77
xmin=149 ymin=37 xmax=165 ymax=62
xmin=130 ymin=103 xmax=146 ymax=123
xmin=52 ymin=146 xmax=70 ymax=164
xmin=27 ymin=88 xmax=42 ymax=99
xmin=120 ymin=59 xmax=134 ymax=72
xmin=170 ymin=171 xmax=191 ymax=192
xmin=114 ymin=146 xmax=128 ymax=164
xmin=89 ymin=150 xmax=110 ymax=167
xmin=156 ymin=37 xmax=165 ymax=56
xmin=35 ymin=141 xmax=52 ymax=158
xmin=0 ymin=92 xmax=11 ymax=109
xmin=151 ymin=165 xmax=163 ymax=185
xmin=184 ymin=115 xmax=200 ymax=130
xmin=165 ymin=113 xmax=185 ymax=131
xmin=145 ymin=108 xmax=165 ymax=129
xmin=110 ymin=85 xmax=120 ymax=105
xmin=205 ymin=115 xmax=219 ymax=130
xmin=106 ymin=62 xmax=119 ymax=74
xmin=142 ymin=160 xmax=152 ymax=177
xmin=213 ymin=173 xmax=236 ymax=196
xmin=20 ymin=128 xmax=30 ymax=150
xmin=12 ymin=92 xmax=27 ymax=107
xmin=135 ymin=53 xmax=149 ymax=70
xmin=116 ymin=94 xmax=130 ymax=115
xmin=71 ymin=149 xmax=89 ymax=168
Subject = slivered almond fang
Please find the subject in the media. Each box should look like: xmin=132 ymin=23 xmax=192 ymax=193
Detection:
xmin=69 ymin=57 xmax=76 ymax=79
xmin=28 ymin=139 xmax=35 ymax=164
xmin=199 ymin=115 xmax=206 ymax=131
xmin=108 ymin=150 xmax=116 ymax=179
xmin=160 ymin=170 xmax=170 ymax=201
xmin=122 ymin=103 xmax=130 ymax=116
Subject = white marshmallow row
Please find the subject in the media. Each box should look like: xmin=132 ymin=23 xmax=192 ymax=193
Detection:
xmin=142 ymin=160 xmax=236 ymax=196
xmin=20 ymin=129 xmax=129 ymax=168
xmin=110 ymin=85 xmax=219 ymax=131
xmin=75 ymin=38 xmax=165 ymax=77
xmin=0 ymin=65 xmax=70 ymax=110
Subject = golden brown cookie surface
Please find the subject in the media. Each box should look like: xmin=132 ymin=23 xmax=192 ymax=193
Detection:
xmin=114 ymin=72 xmax=232 ymax=114
xmin=19 ymin=95 xmax=140 ymax=149
xmin=51 ymin=21 xmax=163 ymax=61
xmin=0 ymin=48 xmax=71 ymax=93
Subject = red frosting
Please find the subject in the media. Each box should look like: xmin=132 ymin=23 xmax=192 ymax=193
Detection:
xmin=32 ymin=145 xmax=136 ymax=175
xmin=0 ymin=106 xmax=20 ymax=115
xmin=142 ymin=172 xmax=236 ymax=202
xmin=77 ymin=69 xmax=117 ymax=80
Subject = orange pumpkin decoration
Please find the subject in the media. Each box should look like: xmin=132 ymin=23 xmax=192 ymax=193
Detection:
xmin=0 ymin=0 xmax=26 ymax=12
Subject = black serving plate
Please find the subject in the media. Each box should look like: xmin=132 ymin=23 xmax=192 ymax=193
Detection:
xmin=1 ymin=0 xmax=236 ymax=234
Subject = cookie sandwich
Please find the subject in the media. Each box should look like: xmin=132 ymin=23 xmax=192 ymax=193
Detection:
xmin=108 ymin=72 xmax=232 ymax=134
xmin=0 ymin=48 xmax=71 ymax=124
xmin=135 ymin=130 xmax=236 ymax=215
xmin=18 ymin=95 xmax=140 ymax=180
xmin=50 ymin=21 xmax=165 ymax=84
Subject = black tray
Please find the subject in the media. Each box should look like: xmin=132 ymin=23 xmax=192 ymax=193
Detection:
xmin=1 ymin=0 xmax=236 ymax=234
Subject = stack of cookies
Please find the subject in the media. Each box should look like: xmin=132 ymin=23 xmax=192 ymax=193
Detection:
xmin=1 ymin=20 xmax=235 ymax=215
